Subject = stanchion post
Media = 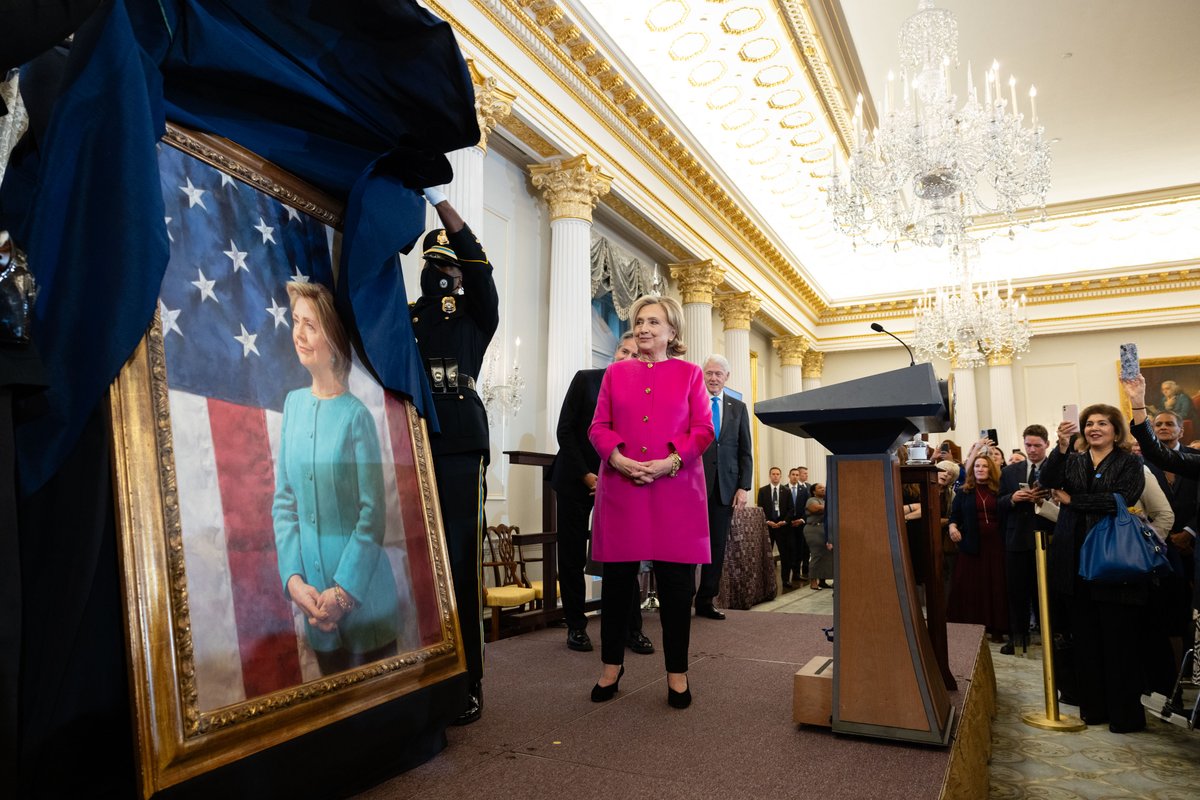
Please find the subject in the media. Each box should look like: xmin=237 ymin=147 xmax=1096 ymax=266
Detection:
xmin=1021 ymin=529 xmax=1085 ymax=731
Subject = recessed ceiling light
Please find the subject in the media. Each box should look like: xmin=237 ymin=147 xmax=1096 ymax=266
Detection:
xmin=1062 ymin=52 xmax=1073 ymax=58
xmin=1049 ymin=137 xmax=1062 ymax=144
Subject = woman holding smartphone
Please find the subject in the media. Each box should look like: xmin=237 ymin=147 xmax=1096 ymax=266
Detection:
xmin=1038 ymin=403 xmax=1146 ymax=732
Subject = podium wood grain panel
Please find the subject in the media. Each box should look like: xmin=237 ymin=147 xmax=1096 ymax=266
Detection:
xmin=835 ymin=459 xmax=927 ymax=730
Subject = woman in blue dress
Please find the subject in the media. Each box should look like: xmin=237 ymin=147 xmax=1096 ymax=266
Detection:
xmin=273 ymin=281 xmax=399 ymax=675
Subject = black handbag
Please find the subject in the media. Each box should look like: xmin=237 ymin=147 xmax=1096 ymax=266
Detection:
xmin=0 ymin=232 xmax=37 ymax=345
xmin=1078 ymin=493 xmax=1171 ymax=582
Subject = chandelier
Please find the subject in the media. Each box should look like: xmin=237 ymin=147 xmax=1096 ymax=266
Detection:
xmin=912 ymin=251 xmax=1031 ymax=367
xmin=481 ymin=338 xmax=525 ymax=423
xmin=827 ymin=0 xmax=1050 ymax=252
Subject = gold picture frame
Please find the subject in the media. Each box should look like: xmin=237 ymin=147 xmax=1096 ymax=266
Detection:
xmin=1116 ymin=354 xmax=1200 ymax=442
xmin=109 ymin=123 xmax=463 ymax=798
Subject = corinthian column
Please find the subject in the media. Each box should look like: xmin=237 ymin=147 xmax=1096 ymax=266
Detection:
xmin=715 ymin=292 xmax=760 ymax=396
xmin=530 ymin=154 xmax=613 ymax=444
xmin=802 ymin=350 xmax=827 ymax=482
xmin=987 ymin=349 xmax=1020 ymax=454
xmin=426 ymin=60 xmax=516 ymax=231
xmin=668 ymin=260 xmax=725 ymax=367
xmin=773 ymin=335 xmax=809 ymax=479
xmin=950 ymin=355 xmax=980 ymax=450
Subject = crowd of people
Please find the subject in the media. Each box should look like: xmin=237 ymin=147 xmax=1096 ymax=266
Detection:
xmin=912 ymin=383 xmax=1198 ymax=734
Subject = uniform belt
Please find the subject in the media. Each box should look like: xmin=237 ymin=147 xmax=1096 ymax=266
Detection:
xmin=427 ymin=357 xmax=476 ymax=393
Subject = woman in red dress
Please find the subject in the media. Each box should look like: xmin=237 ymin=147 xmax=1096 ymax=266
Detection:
xmin=947 ymin=452 xmax=1009 ymax=641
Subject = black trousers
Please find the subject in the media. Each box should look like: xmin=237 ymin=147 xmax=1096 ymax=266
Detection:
xmin=1005 ymin=549 xmax=1038 ymax=647
xmin=697 ymin=501 xmax=732 ymax=607
xmin=434 ymin=452 xmax=486 ymax=686
xmin=793 ymin=522 xmax=810 ymax=578
xmin=316 ymin=639 xmax=398 ymax=676
xmin=1069 ymin=581 xmax=1146 ymax=732
xmin=557 ymin=491 xmax=642 ymax=633
xmin=601 ymin=561 xmax=695 ymax=673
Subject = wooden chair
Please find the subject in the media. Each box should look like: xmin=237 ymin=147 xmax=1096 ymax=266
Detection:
xmin=512 ymin=531 xmax=559 ymax=610
xmin=482 ymin=524 xmax=537 ymax=642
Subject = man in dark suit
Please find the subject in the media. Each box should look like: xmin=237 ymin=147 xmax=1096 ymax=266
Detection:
xmin=549 ymin=333 xmax=652 ymax=655
xmin=997 ymin=424 xmax=1054 ymax=654
xmin=786 ymin=466 xmax=812 ymax=581
xmin=697 ymin=355 xmax=753 ymax=619
xmin=757 ymin=467 xmax=796 ymax=588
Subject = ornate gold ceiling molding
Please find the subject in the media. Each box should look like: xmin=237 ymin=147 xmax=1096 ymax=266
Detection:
xmin=499 ymin=114 xmax=562 ymax=158
xmin=973 ymin=183 xmax=1200 ymax=229
xmin=467 ymin=59 xmax=517 ymax=152
xmin=818 ymin=261 xmax=1200 ymax=322
xmin=452 ymin=0 xmax=830 ymax=321
xmin=775 ymin=0 xmax=867 ymax=157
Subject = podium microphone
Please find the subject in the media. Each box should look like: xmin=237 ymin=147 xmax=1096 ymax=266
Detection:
xmin=870 ymin=322 xmax=916 ymax=366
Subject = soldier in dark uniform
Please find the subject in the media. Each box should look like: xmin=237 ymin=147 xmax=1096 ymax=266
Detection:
xmin=410 ymin=188 xmax=498 ymax=725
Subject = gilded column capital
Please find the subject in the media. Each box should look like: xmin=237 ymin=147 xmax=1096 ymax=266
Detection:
xmin=772 ymin=335 xmax=810 ymax=367
xmin=715 ymin=292 xmax=761 ymax=331
xmin=467 ymin=60 xmax=516 ymax=153
xmin=987 ymin=347 xmax=1014 ymax=367
xmin=668 ymin=260 xmax=725 ymax=306
xmin=529 ymin=154 xmax=613 ymax=223
xmin=802 ymin=349 xmax=825 ymax=379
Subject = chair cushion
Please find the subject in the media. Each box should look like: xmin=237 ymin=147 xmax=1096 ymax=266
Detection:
xmin=530 ymin=580 xmax=560 ymax=600
xmin=484 ymin=585 xmax=537 ymax=607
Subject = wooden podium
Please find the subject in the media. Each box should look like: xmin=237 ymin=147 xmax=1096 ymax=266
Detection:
xmin=757 ymin=363 xmax=955 ymax=745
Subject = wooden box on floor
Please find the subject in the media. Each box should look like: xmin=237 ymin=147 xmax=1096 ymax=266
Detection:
xmin=793 ymin=656 xmax=833 ymax=727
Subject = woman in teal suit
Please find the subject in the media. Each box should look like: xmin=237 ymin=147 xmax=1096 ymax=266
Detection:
xmin=273 ymin=281 xmax=399 ymax=675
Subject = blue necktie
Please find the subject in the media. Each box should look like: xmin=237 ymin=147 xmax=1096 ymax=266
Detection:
xmin=711 ymin=395 xmax=721 ymax=439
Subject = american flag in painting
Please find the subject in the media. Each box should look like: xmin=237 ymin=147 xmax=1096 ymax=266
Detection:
xmin=156 ymin=142 xmax=442 ymax=711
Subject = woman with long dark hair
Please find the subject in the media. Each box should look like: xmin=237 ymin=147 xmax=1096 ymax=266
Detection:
xmin=1039 ymin=403 xmax=1146 ymax=732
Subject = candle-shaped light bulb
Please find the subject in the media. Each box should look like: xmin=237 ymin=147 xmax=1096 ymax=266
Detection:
xmin=984 ymin=69 xmax=992 ymax=106
xmin=1028 ymin=84 xmax=1038 ymax=126
xmin=513 ymin=336 xmax=520 ymax=368
xmin=966 ymin=61 xmax=975 ymax=102
xmin=1008 ymin=75 xmax=1018 ymax=113
xmin=886 ymin=70 xmax=894 ymax=114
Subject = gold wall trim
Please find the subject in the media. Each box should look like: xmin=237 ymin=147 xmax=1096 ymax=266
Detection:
xmin=437 ymin=0 xmax=830 ymax=325
xmin=973 ymin=183 xmax=1200 ymax=228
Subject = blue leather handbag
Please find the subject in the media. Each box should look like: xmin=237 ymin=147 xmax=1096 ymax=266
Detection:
xmin=1078 ymin=493 xmax=1171 ymax=582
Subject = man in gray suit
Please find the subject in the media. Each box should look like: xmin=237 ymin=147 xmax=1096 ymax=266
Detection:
xmin=697 ymin=354 xmax=753 ymax=619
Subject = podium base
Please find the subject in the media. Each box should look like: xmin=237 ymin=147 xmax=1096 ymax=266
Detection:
xmin=1020 ymin=710 xmax=1086 ymax=732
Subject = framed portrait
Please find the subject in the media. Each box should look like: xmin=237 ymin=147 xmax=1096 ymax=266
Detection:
xmin=109 ymin=123 xmax=463 ymax=797
xmin=1117 ymin=354 xmax=1200 ymax=443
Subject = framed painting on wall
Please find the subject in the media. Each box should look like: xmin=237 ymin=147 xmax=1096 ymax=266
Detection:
xmin=1117 ymin=354 xmax=1200 ymax=443
xmin=109 ymin=123 xmax=463 ymax=798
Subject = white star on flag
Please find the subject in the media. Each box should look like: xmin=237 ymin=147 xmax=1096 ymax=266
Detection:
xmin=164 ymin=216 xmax=174 ymax=242
xmin=159 ymin=300 xmax=183 ymax=337
xmin=283 ymin=205 xmax=301 ymax=222
xmin=224 ymin=240 xmax=249 ymax=272
xmin=233 ymin=324 xmax=260 ymax=358
xmin=254 ymin=217 xmax=276 ymax=244
xmin=266 ymin=297 xmax=290 ymax=328
xmin=191 ymin=269 xmax=218 ymax=302
xmin=180 ymin=177 xmax=208 ymax=210
xmin=289 ymin=267 xmax=310 ymax=283
xmin=220 ymin=172 xmax=238 ymax=189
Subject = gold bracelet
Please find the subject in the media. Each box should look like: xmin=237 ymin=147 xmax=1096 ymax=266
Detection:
xmin=669 ymin=452 xmax=682 ymax=477
xmin=334 ymin=584 xmax=355 ymax=612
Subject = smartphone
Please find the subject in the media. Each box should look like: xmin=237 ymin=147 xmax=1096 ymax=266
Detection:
xmin=1018 ymin=482 xmax=1029 ymax=491
xmin=980 ymin=427 xmax=998 ymax=444
xmin=1062 ymin=403 xmax=1078 ymax=422
xmin=1119 ymin=343 xmax=1139 ymax=381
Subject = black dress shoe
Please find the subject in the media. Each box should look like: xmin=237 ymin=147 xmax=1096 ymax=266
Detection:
xmin=695 ymin=606 xmax=726 ymax=620
xmin=667 ymin=680 xmax=692 ymax=709
xmin=591 ymin=665 xmax=624 ymax=702
xmin=819 ymin=581 xmax=832 ymax=589
xmin=451 ymin=682 xmax=482 ymax=726
xmin=567 ymin=628 xmax=593 ymax=652
xmin=626 ymin=630 xmax=655 ymax=654
xmin=782 ymin=581 xmax=794 ymax=590
xmin=1000 ymin=641 xmax=1015 ymax=655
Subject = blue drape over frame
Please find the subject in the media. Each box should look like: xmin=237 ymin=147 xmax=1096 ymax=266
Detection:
xmin=3 ymin=0 xmax=478 ymax=491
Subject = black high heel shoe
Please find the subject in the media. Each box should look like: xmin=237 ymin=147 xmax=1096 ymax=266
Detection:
xmin=591 ymin=665 xmax=624 ymax=702
xmin=667 ymin=678 xmax=691 ymax=709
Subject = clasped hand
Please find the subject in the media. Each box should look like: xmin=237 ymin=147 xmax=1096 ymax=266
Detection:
xmin=287 ymin=574 xmax=348 ymax=632
xmin=610 ymin=451 xmax=673 ymax=485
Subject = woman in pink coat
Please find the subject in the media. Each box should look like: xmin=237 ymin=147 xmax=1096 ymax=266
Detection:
xmin=588 ymin=295 xmax=714 ymax=709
